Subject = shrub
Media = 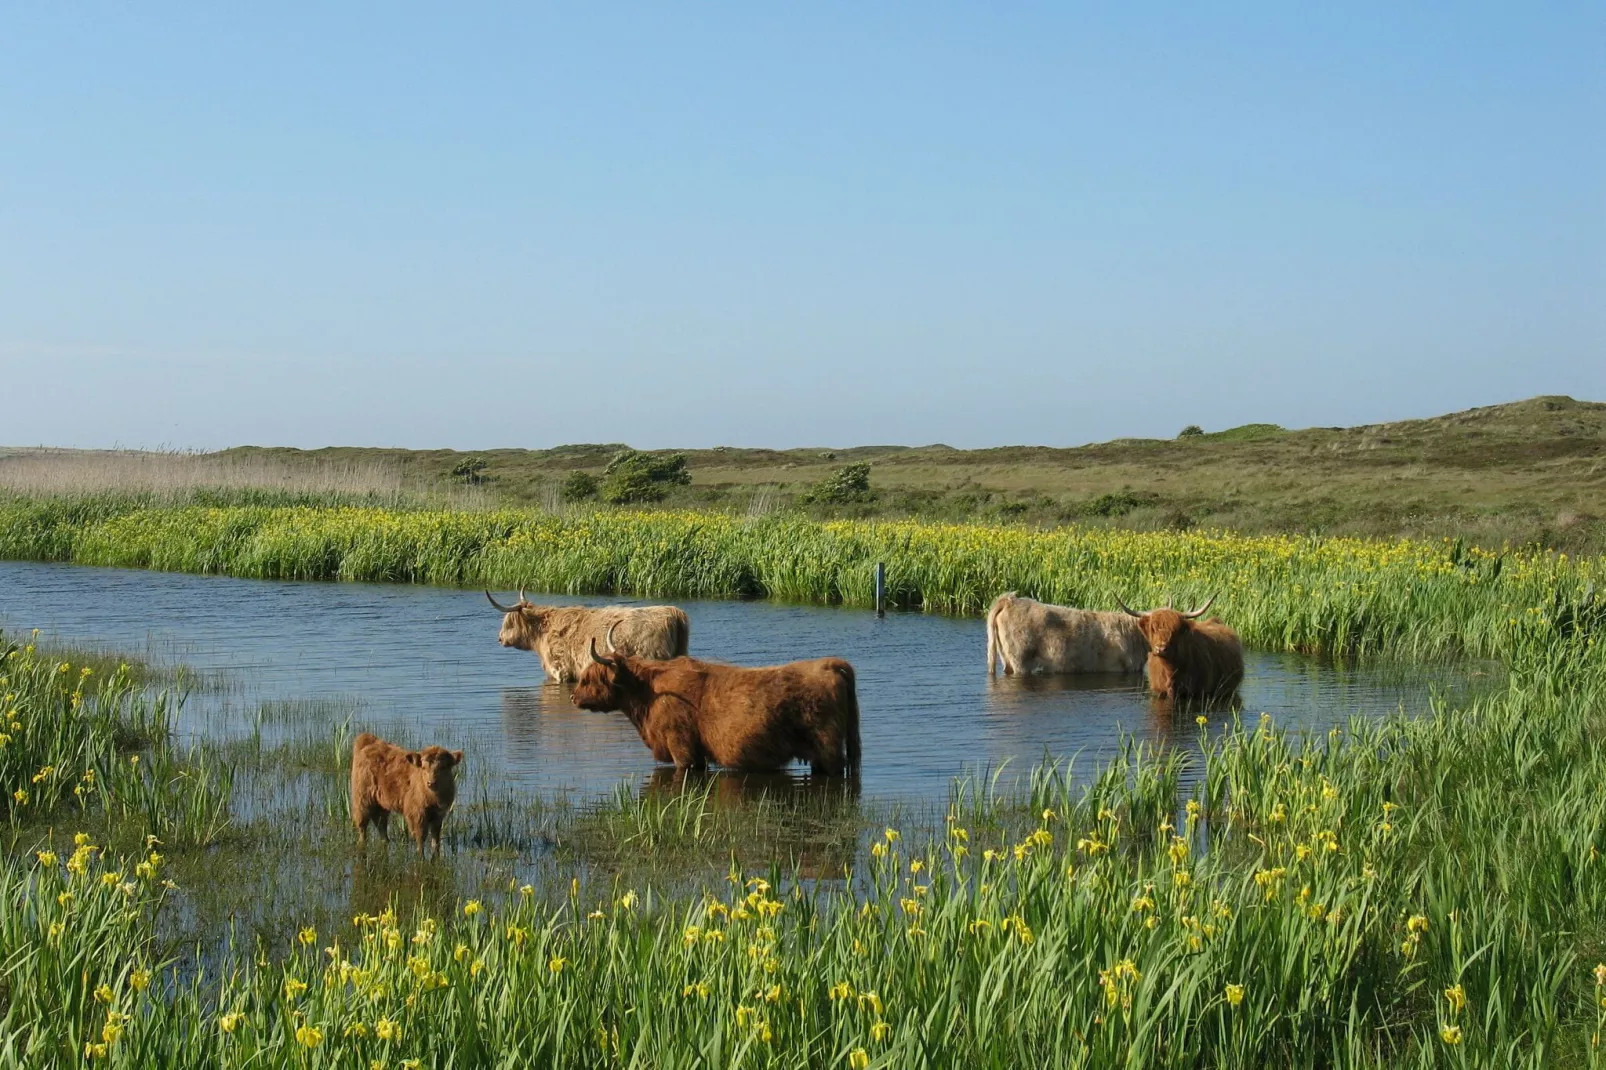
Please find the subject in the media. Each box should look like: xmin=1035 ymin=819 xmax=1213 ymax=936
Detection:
xmin=1178 ymin=425 xmax=1204 ymax=438
xmin=599 ymin=451 xmax=692 ymax=505
xmin=560 ymin=471 xmax=598 ymax=502
xmin=450 ymin=456 xmax=489 ymax=484
xmin=806 ymin=463 xmax=872 ymax=505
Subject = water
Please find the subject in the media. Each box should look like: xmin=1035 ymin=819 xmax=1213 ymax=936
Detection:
xmin=0 ymin=560 xmax=1485 ymax=805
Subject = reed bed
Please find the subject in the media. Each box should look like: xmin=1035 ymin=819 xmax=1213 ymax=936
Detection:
xmin=2 ymin=500 xmax=1601 ymax=665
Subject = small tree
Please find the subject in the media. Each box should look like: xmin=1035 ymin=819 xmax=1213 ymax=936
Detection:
xmin=599 ymin=450 xmax=692 ymax=504
xmin=1178 ymin=425 xmax=1204 ymax=438
xmin=560 ymin=471 xmax=598 ymax=502
xmin=807 ymin=463 xmax=872 ymax=504
xmin=450 ymin=456 xmax=489 ymax=484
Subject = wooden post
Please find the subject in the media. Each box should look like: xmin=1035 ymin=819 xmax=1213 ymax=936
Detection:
xmin=874 ymin=562 xmax=885 ymax=618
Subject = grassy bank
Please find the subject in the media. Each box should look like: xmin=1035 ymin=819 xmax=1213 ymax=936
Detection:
xmin=2 ymin=498 xmax=1600 ymax=664
xmin=5 ymin=600 xmax=1606 ymax=1065
xmin=8 ymin=394 xmax=1602 ymax=551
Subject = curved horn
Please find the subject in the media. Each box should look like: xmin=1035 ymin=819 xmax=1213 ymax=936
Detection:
xmin=518 ymin=588 xmax=527 ymax=603
xmin=486 ymin=591 xmax=518 ymax=613
xmin=589 ymin=636 xmax=611 ymax=666
xmin=605 ymin=620 xmax=621 ymax=654
xmin=1183 ymin=594 xmax=1217 ymax=620
xmin=1114 ymin=594 xmax=1143 ymax=618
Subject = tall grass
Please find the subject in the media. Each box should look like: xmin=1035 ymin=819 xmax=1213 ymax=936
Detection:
xmin=5 ymin=647 xmax=1606 ymax=1066
xmin=0 ymin=450 xmax=489 ymax=509
xmin=2 ymin=500 xmax=1600 ymax=663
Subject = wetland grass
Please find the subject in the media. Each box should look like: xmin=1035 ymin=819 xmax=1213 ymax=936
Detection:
xmin=5 ymin=605 xmax=1606 ymax=1065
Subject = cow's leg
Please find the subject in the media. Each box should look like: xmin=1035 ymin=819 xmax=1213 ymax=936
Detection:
xmin=374 ymin=811 xmax=389 ymax=843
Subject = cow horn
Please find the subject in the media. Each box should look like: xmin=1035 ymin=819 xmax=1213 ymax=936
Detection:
xmin=1183 ymin=594 xmax=1217 ymax=619
xmin=589 ymin=637 xmax=611 ymax=666
xmin=605 ymin=620 xmax=620 ymax=654
xmin=1114 ymin=594 xmax=1143 ymax=618
xmin=486 ymin=591 xmax=517 ymax=612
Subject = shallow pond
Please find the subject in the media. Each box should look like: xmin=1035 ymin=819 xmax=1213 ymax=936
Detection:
xmin=0 ymin=560 xmax=1492 ymax=806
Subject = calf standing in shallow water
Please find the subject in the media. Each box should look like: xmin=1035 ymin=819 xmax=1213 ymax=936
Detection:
xmin=350 ymin=733 xmax=463 ymax=858
xmin=1116 ymin=595 xmax=1245 ymax=701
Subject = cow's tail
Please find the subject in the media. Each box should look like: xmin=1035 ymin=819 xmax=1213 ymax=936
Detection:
xmin=671 ymin=609 xmax=691 ymax=658
xmin=836 ymin=662 xmax=861 ymax=774
xmin=985 ymin=593 xmax=1015 ymax=675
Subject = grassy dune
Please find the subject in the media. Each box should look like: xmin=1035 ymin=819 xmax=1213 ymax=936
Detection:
xmin=8 ymin=394 xmax=1601 ymax=550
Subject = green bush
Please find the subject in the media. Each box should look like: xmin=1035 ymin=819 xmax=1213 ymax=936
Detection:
xmin=1178 ymin=425 xmax=1204 ymax=438
xmin=806 ymin=463 xmax=872 ymax=504
xmin=560 ymin=471 xmax=599 ymax=502
xmin=599 ymin=451 xmax=691 ymax=505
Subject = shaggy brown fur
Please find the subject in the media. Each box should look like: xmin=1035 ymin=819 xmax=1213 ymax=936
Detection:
xmin=350 ymin=732 xmax=463 ymax=858
xmin=985 ymin=592 xmax=1148 ymax=675
xmin=1126 ymin=606 xmax=1245 ymax=700
xmin=570 ymin=646 xmax=861 ymax=775
xmin=487 ymin=594 xmax=690 ymax=683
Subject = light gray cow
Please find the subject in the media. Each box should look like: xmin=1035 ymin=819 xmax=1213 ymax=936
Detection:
xmin=985 ymin=592 xmax=1147 ymax=675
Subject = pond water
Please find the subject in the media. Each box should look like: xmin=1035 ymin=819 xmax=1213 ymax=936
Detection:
xmin=0 ymin=560 xmax=1487 ymax=806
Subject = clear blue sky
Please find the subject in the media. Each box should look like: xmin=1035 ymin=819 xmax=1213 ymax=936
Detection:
xmin=2 ymin=4 xmax=1601 ymax=450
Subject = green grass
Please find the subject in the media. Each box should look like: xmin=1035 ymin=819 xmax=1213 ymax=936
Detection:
xmin=10 ymin=393 xmax=1601 ymax=551
xmin=4 ymin=621 xmax=1606 ymax=1066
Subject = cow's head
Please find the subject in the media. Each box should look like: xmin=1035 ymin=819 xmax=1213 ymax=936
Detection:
xmin=1117 ymin=595 xmax=1216 ymax=659
xmin=486 ymin=590 xmax=548 ymax=650
xmin=571 ymin=623 xmax=634 ymax=712
xmin=406 ymin=745 xmax=464 ymax=790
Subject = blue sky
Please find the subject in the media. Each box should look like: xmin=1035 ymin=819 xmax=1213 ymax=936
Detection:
xmin=1 ymin=4 xmax=1601 ymax=450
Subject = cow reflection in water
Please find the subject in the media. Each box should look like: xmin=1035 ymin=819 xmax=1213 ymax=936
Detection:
xmin=639 ymin=767 xmax=859 ymax=881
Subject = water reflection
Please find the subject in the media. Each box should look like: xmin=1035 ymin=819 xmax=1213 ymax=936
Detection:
xmin=639 ymin=766 xmax=861 ymax=807
xmin=0 ymin=560 xmax=1498 ymax=805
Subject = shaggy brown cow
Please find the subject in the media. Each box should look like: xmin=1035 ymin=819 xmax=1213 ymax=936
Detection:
xmin=570 ymin=625 xmax=860 ymax=775
xmin=986 ymin=592 xmax=1148 ymax=675
xmin=350 ymin=732 xmax=463 ymax=858
xmin=486 ymin=591 xmax=689 ymax=683
xmin=1116 ymin=595 xmax=1245 ymax=700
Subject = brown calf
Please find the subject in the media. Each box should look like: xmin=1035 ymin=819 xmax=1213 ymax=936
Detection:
xmin=486 ymin=592 xmax=690 ymax=683
xmin=1117 ymin=595 xmax=1245 ymax=700
xmin=570 ymin=626 xmax=860 ymax=775
xmin=350 ymin=732 xmax=463 ymax=858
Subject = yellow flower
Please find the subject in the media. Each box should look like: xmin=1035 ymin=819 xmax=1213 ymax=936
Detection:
xmin=871 ymin=1020 xmax=891 ymax=1043
xmin=218 ymin=1012 xmax=244 ymax=1034
xmin=35 ymin=850 xmax=57 ymax=867
xmin=283 ymin=976 xmax=308 ymax=1000
xmin=463 ymin=900 xmax=483 ymax=917
xmin=1440 ymin=1024 xmax=1462 ymax=1046
xmin=829 ymin=981 xmax=853 ymax=1001
xmin=1594 ymin=963 xmax=1606 ymax=988
xmin=909 ymin=859 xmax=924 ymax=874
xmin=12 ymin=789 xmax=26 ymax=805
xmin=549 ymin=956 xmax=568 ymax=974
xmin=298 ymin=926 xmax=317 ymax=947
xmin=94 ymin=984 xmax=114 ymax=1004
xmin=1225 ymin=983 xmax=1245 ymax=1007
xmin=375 ymin=1017 xmax=400 ymax=1042
xmin=130 ymin=968 xmax=150 ymax=992
xmin=295 ymin=1023 xmax=324 ymax=1049
xmin=1444 ymin=984 xmax=1466 ymax=1015
xmin=1196 ymin=715 xmax=1208 ymax=726
xmin=848 ymin=1049 xmax=870 ymax=1070
xmin=74 ymin=832 xmax=92 ymax=847
xmin=883 ymin=828 xmax=900 ymax=843
xmin=1406 ymin=914 xmax=1429 ymax=935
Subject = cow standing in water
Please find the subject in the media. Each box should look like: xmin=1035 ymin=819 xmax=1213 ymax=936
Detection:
xmin=486 ymin=592 xmax=689 ymax=683
xmin=570 ymin=625 xmax=861 ymax=775
xmin=985 ymin=592 xmax=1148 ymax=675
xmin=1116 ymin=595 xmax=1245 ymax=700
